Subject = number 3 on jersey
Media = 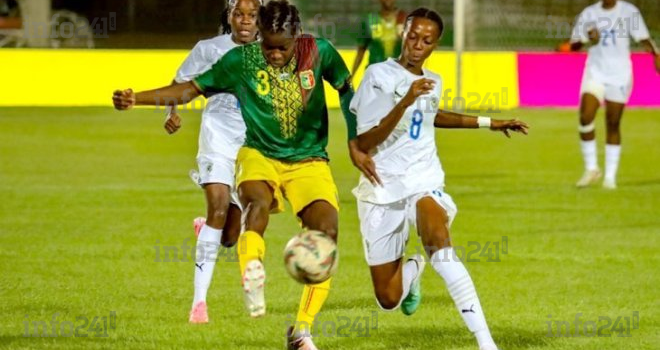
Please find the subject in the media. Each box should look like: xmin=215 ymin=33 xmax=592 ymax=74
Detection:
xmin=256 ymin=70 xmax=270 ymax=96
xmin=410 ymin=109 xmax=424 ymax=140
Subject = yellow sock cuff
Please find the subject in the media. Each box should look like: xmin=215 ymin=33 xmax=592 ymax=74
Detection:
xmin=238 ymin=230 xmax=266 ymax=274
xmin=295 ymin=278 xmax=332 ymax=333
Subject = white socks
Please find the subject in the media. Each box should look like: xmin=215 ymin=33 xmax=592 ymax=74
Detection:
xmin=580 ymin=140 xmax=622 ymax=182
xmin=400 ymin=259 xmax=418 ymax=304
xmin=604 ymin=144 xmax=621 ymax=182
xmin=193 ymin=224 xmax=222 ymax=307
xmin=431 ymin=248 xmax=495 ymax=348
xmin=580 ymin=140 xmax=598 ymax=171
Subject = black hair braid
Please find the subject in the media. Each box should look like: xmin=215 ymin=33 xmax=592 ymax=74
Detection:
xmin=258 ymin=0 xmax=301 ymax=34
xmin=219 ymin=5 xmax=231 ymax=34
xmin=406 ymin=7 xmax=444 ymax=35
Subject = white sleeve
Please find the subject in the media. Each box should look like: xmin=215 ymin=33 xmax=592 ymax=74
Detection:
xmin=350 ymin=68 xmax=396 ymax=135
xmin=629 ymin=6 xmax=650 ymax=42
xmin=174 ymin=42 xmax=213 ymax=83
xmin=570 ymin=8 xmax=594 ymax=44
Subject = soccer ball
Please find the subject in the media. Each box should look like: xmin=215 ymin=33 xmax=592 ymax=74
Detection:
xmin=283 ymin=230 xmax=338 ymax=284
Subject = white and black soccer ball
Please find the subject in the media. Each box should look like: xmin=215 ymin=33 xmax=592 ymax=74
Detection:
xmin=283 ymin=230 xmax=338 ymax=284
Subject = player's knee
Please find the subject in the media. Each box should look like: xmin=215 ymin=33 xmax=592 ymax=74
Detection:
xmin=208 ymin=206 xmax=228 ymax=223
xmin=315 ymin=223 xmax=337 ymax=241
xmin=374 ymin=290 xmax=401 ymax=311
xmin=605 ymin=118 xmax=620 ymax=130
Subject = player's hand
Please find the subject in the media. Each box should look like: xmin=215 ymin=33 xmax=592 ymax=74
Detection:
xmin=164 ymin=112 xmax=181 ymax=134
xmin=112 ymin=89 xmax=135 ymax=110
xmin=490 ymin=119 xmax=529 ymax=138
xmin=587 ymin=28 xmax=600 ymax=45
xmin=401 ymin=78 xmax=435 ymax=107
xmin=349 ymin=141 xmax=382 ymax=186
xmin=655 ymin=54 xmax=660 ymax=74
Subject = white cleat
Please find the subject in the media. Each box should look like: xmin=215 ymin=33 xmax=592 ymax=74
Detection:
xmin=287 ymin=326 xmax=319 ymax=350
xmin=242 ymin=259 xmax=266 ymax=318
xmin=576 ymin=169 xmax=602 ymax=188
xmin=602 ymin=178 xmax=617 ymax=190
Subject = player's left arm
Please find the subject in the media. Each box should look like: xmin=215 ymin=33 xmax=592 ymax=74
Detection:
xmin=630 ymin=7 xmax=659 ymax=73
xmin=639 ymin=39 xmax=660 ymax=73
xmin=434 ymin=110 xmax=529 ymax=138
xmin=319 ymin=38 xmax=381 ymax=185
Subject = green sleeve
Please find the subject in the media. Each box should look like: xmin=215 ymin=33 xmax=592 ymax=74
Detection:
xmin=193 ymin=47 xmax=241 ymax=95
xmin=340 ymin=87 xmax=358 ymax=140
xmin=316 ymin=38 xmax=356 ymax=140
xmin=317 ymin=38 xmax=351 ymax=90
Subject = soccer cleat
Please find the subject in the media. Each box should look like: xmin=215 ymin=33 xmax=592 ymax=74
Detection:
xmin=193 ymin=217 xmax=206 ymax=238
xmin=189 ymin=301 xmax=209 ymax=324
xmin=242 ymin=259 xmax=266 ymax=318
xmin=576 ymin=169 xmax=602 ymax=188
xmin=286 ymin=326 xmax=319 ymax=350
xmin=401 ymin=254 xmax=426 ymax=316
xmin=602 ymin=178 xmax=617 ymax=190
xmin=189 ymin=169 xmax=201 ymax=188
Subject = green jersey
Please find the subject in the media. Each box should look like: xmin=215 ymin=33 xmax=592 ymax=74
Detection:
xmin=193 ymin=36 xmax=350 ymax=162
xmin=357 ymin=10 xmax=406 ymax=66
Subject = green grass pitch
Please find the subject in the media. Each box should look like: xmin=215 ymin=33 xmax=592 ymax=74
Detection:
xmin=0 ymin=107 xmax=658 ymax=349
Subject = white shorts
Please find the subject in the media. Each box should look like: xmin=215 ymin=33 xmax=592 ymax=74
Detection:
xmin=196 ymin=153 xmax=241 ymax=208
xmin=357 ymin=190 xmax=458 ymax=266
xmin=580 ymin=74 xmax=632 ymax=104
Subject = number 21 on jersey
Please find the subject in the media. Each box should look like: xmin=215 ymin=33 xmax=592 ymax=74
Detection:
xmin=410 ymin=109 xmax=424 ymax=140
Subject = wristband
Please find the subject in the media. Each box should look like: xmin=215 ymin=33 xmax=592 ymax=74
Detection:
xmin=477 ymin=116 xmax=491 ymax=128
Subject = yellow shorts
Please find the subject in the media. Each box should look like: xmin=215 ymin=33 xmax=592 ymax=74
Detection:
xmin=235 ymin=147 xmax=339 ymax=215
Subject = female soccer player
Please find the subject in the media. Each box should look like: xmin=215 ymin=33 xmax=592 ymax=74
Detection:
xmin=351 ymin=0 xmax=406 ymax=78
xmin=162 ymin=0 xmax=261 ymax=324
xmin=113 ymin=1 xmax=378 ymax=348
xmin=350 ymin=8 xmax=528 ymax=350
xmin=568 ymin=0 xmax=659 ymax=189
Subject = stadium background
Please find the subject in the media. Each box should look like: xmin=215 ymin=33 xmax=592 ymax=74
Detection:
xmin=1 ymin=1 xmax=660 ymax=350
xmin=1 ymin=0 xmax=659 ymax=108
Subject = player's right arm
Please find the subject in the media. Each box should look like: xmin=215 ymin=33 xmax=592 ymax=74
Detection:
xmin=113 ymin=47 xmax=239 ymax=111
xmin=354 ymin=77 xmax=435 ymax=152
xmin=566 ymin=8 xmax=598 ymax=52
xmin=112 ymin=82 xmax=202 ymax=110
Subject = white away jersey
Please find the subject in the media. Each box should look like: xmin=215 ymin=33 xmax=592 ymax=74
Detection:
xmin=570 ymin=1 xmax=650 ymax=84
xmin=175 ymin=34 xmax=246 ymax=158
xmin=350 ymin=58 xmax=445 ymax=204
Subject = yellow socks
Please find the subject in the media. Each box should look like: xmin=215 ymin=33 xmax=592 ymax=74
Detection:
xmin=295 ymin=278 xmax=332 ymax=333
xmin=238 ymin=230 xmax=266 ymax=275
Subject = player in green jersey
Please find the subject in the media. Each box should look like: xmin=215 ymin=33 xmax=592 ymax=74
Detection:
xmin=351 ymin=0 xmax=406 ymax=78
xmin=112 ymin=1 xmax=378 ymax=348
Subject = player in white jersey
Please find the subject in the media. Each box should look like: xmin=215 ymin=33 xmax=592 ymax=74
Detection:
xmin=568 ymin=0 xmax=659 ymax=189
xmin=350 ymin=8 xmax=528 ymax=350
xmin=163 ymin=0 xmax=261 ymax=324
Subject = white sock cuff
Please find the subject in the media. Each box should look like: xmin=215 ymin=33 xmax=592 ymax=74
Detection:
xmin=580 ymin=139 xmax=597 ymax=148
xmin=605 ymin=144 xmax=621 ymax=153
xmin=198 ymin=224 xmax=222 ymax=244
